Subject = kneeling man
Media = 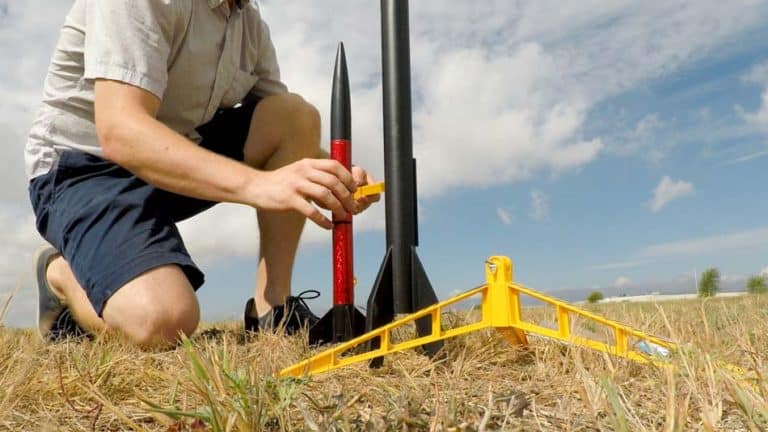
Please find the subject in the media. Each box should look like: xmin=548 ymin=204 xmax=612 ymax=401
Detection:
xmin=25 ymin=0 xmax=378 ymax=347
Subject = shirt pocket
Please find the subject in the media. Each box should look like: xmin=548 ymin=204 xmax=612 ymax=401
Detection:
xmin=221 ymin=69 xmax=258 ymax=108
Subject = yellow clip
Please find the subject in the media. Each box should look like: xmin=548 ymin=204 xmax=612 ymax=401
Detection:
xmin=353 ymin=182 xmax=385 ymax=200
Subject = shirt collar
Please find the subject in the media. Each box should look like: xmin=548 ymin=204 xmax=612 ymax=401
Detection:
xmin=208 ymin=0 xmax=250 ymax=9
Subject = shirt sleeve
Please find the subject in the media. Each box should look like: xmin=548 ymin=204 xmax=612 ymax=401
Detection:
xmin=83 ymin=0 xmax=177 ymax=99
xmin=251 ymin=12 xmax=289 ymax=96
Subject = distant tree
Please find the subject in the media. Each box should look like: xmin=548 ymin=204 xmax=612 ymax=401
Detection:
xmin=698 ymin=268 xmax=720 ymax=298
xmin=586 ymin=291 xmax=604 ymax=304
xmin=747 ymin=275 xmax=768 ymax=295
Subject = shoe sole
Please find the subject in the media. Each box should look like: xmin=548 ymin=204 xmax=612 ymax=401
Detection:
xmin=34 ymin=245 xmax=65 ymax=340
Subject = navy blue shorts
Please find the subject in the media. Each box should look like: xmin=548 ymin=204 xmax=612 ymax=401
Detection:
xmin=29 ymin=99 xmax=259 ymax=316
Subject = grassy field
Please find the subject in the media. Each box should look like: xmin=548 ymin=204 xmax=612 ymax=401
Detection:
xmin=1 ymin=295 xmax=768 ymax=431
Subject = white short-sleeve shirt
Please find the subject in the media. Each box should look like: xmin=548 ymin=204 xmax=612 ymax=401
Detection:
xmin=25 ymin=0 xmax=287 ymax=179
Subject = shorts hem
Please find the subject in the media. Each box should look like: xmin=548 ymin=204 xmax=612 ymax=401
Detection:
xmin=90 ymin=250 xmax=205 ymax=317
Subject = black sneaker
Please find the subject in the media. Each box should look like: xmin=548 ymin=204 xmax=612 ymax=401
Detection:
xmin=35 ymin=246 xmax=88 ymax=342
xmin=244 ymin=290 xmax=321 ymax=335
xmin=48 ymin=308 xmax=89 ymax=341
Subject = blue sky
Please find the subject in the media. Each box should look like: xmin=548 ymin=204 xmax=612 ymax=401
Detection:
xmin=1 ymin=1 xmax=768 ymax=326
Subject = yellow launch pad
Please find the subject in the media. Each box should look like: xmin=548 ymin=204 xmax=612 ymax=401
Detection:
xmin=280 ymin=256 xmax=677 ymax=378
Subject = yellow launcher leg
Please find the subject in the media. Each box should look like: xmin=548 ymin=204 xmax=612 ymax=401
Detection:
xmin=484 ymin=257 xmax=527 ymax=345
xmin=279 ymin=256 xmax=676 ymax=378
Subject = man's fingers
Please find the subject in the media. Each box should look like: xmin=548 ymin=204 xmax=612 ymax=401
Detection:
xmin=357 ymin=195 xmax=379 ymax=212
xmin=309 ymin=159 xmax=356 ymax=192
xmin=362 ymin=191 xmax=381 ymax=203
xmin=351 ymin=166 xmax=367 ymax=186
xmin=294 ymin=198 xmax=332 ymax=229
xmin=353 ymin=198 xmax=368 ymax=214
xmin=298 ymin=182 xmax=347 ymax=218
xmin=366 ymin=172 xmax=378 ymax=187
xmin=306 ymin=170 xmax=356 ymax=214
xmin=292 ymin=160 xmax=381 ymax=219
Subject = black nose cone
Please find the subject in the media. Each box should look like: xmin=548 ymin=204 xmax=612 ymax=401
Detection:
xmin=331 ymin=42 xmax=351 ymax=141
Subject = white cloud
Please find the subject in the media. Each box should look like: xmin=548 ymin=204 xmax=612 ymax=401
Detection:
xmin=178 ymin=205 xmax=260 ymax=264
xmin=638 ymin=227 xmax=768 ymax=259
xmin=610 ymin=114 xmax=668 ymax=162
xmin=529 ymin=190 xmax=550 ymax=221
xmin=412 ymin=46 xmax=603 ymax=195
xmin=742 ymin=60 xmax=768 ymax=86
xmin=737 ymin=60 xmax=768 ymax=132
xmin=738 ymin=88 xmax=768 ymax=132
xmin=649 ymin=176 xmax=694 ymax=213
xmin=760 ymin=266 xmax=768 ymax=277
xmin=496 ymin=207 xmax=513 ymax=225
xmin=613 ymin=276 xmax=632 ymax=289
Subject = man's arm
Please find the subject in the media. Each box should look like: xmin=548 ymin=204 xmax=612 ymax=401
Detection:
xmin=94 ymin=79 xmax=356 ymax=229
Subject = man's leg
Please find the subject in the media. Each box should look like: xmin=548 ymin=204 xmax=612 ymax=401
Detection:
xmin=29 ymin=149 xmax=205 ymax=348
xmin=46 ymin=256 xmax=199 ymax=348
xmin=241 ymin=93 xmax=322 ymax=318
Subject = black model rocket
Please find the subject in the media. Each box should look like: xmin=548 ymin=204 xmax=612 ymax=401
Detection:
xmin=365 ymin=0 xmax=442 ymax=364
xmin=309 ymin=43 xmax=367 ymax=345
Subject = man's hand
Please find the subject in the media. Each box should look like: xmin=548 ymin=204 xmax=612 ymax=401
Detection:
xmin=250 ymin=158 xmax=358 ymax=229
xmin=351 ymin=166 xmax=380 ymax=214
xmin=248 ymin=161 xmax=380 ymax=229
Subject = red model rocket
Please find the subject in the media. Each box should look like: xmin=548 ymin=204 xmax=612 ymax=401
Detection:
xmin=331 ymin=42 xmax=353 ymax=309
xmin=309 ymin=42 xmax=366 ymax=344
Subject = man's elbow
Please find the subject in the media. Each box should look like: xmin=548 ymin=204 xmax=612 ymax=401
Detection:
xmin=97 ymin=119 xmax=134 ymax=166
xmin=93 ymin=79 xmax=161 ymax=166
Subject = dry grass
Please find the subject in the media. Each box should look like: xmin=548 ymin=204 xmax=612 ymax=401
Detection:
xmin=2 ymin=295 xmax=768 ymax=431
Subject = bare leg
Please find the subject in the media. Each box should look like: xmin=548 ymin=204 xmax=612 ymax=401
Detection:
xmin=46 ymin=256 xmax=199 ymax=348
xmin=242 ymin=93 xmax=322 ymax=317
xmin=46 ymin=256 xmax=106 ymax=334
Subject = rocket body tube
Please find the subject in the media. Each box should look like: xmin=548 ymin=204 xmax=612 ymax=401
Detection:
xmin=331 ymin=142 xmax=353 ymax=305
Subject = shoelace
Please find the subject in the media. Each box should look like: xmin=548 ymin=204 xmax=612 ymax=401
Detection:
xmin=286 ymin=289 xmax=321 ymax=320
xmin=51 ymin=309 xmax=87 ymax=340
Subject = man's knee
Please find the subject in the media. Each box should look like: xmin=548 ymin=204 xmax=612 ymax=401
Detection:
xmin=130 ymin=300 xmax=199 ymax=348
xmin=283 ymin=92 xmax=321 ymax=129
xmin=264 ymin=92 xmax=321 ymax=133
xmin=103 ymin=265 xmax=200 ymax=348
xmin=244 ymin=92 xmax=322 ymax=167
